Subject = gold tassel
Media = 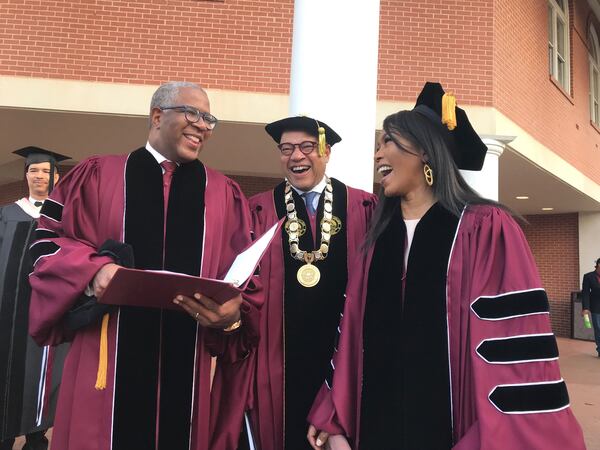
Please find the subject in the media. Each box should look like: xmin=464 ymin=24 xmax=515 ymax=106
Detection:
xmin=95 ymin=313 xmax=109 ymax=390
xmin=442 ymin=92 xmax=457 ymax=130
xmin=318 ymin=126 xmax=326 ymax=157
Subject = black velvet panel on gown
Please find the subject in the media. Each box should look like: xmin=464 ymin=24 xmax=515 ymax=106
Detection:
xmin=0 ymin=210 xmax=35 ymax=438
xmin=360 ymin=203 xmax=458 ymax=450
xmin=273 ymin=179 xmax=348 ymax=450
xmin=113 ymin=148 xmax=205 ymax=450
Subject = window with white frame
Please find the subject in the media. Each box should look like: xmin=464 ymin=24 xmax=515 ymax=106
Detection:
xmin=589 ymin=25 xmax=600 ymax=125
xmin=547 ymin=0 xmax=570 ymax=91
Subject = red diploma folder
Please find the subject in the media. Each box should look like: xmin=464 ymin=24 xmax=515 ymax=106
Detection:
xmin=99 ymin=219 xmax=283 ymax=310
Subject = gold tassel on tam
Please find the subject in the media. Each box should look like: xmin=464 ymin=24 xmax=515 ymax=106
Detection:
xmin=95 ymin=313 xmax=110 ymax=390
xmin=318 ymin=126 xmax=326 ymax=157
xmin=442 ymin=92 xmax=457 ymax=130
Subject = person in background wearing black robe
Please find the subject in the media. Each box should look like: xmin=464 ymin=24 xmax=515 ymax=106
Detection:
xmin=0 ymin=147 xmax=70 ymax=450
xmin=236 ymin=116 xmax=376 ymax=450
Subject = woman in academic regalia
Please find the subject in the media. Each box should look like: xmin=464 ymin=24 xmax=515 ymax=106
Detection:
xmin=306 ymin=82 xmax=586 ymax=450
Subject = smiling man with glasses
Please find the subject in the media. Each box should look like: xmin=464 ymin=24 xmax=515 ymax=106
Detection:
xmin=232 ymin=115 xmax=377 ymax=450
xmin=27 ymin=81 xmax=262 ymax=450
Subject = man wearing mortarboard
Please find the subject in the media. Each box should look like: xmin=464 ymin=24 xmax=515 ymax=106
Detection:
xmin=0 ymin=147 xmax=70 ymax=450
xmin=214 ymin=116 xmax=377 ymax=450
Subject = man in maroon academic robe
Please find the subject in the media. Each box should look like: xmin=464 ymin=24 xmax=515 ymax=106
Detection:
xmin=27 ymin=82 xmax=261 ymax=450
xmin=227 ymin=116 xmax=376 ymax=450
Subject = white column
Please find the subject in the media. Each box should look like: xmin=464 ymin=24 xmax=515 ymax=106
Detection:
xmin=579 ymin=212 xmax=600 ymax=279
xmin=577 ymin=212 xmax=600 ymax=340
xmin=289 ymin=0 xmax=380 ymax=193
xmin=460 ymin=138 xmax=505 ymax=201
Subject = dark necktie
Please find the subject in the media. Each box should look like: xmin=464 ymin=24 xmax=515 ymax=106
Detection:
xmin=34 ymin=201 xmax=43 ymax=207
xmin=161 ymin=161 xmax=177 ymax=266
xmin=303 ymin=191 xmax=318 ymax=216
xmin=161 ymin=160 xmax=177 ymax=216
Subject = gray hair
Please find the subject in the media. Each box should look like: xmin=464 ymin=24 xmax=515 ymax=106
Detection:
xmin=149 ymin=81 xmax=206 ymax=126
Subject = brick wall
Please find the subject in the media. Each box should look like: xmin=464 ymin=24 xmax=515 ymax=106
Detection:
xmin=0 ymin=180 xmax=27 ymax=205
xmin=1 ymin=0 xmax=493 ymax=104
xmin=228 ymin=174 xmax=282 ymax=198
xmin=494 ymin=0 xmax=600 ymax=184
xmin=521 ymin=213 xmax=579 ymax=337
xmin=378 ymin=0 xmax=494 ymax=104
xmin=0 ymin=0 xmax=294 ymax=93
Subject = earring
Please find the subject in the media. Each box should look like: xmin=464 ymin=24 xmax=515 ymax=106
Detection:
xmin=423 ymin=164 xmax=434 ymax=186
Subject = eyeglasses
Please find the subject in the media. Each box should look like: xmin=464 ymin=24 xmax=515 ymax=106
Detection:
xmin=277 ymin=141 xmax=318 ymax=156
xmin=159 ymin=105 xmax=218 ymax=129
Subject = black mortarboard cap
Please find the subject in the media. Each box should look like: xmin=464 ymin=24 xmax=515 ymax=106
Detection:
xmin=13 ymin=146 xmax=70 ymax=193
xmin=413 ymin=82 xmax=487 ymax=171
xmin=265 ymin=116 xmax=342 ymax=147
xmin=13 ymin=146 xmax=70 ymax=168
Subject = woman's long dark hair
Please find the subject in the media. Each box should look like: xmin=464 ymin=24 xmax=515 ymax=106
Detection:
xmin=364 ymin=109 xmax=502 ymax=249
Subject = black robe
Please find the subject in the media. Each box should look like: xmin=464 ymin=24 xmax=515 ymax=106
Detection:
xmin=360 ymin=204 xmax=458 ymax=450
xmin=0 ymin=202 xmax=68 ymax=440
xmin=276 ymin=181 xmax=349 ymax=450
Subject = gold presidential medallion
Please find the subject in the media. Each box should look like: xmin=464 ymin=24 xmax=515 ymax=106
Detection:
xmin=297 ymin=253 xmax=321 ymax=287
xmin=297 ymin=263 xmax=321 ymax=287
xmin=284 ymin=177 xmax=335 ymax=288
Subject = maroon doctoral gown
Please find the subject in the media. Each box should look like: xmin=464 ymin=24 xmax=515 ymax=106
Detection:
xmin=237 ymin=178 xmax=376 ymax=450
xmin=308 ymin=203 xmax=585 ymax=450
xmin=28 ymin=148 xmax=261 ymax=450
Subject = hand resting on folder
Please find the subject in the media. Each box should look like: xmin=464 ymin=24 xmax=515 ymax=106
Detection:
xmin=92 ymin=262 xmax=120 ymax=299
xmin=95 ymin=220 xmax=282 ymax=328
xmin=94 ymin=263 xmax=242 ymax=328
xmin=173 ymin=291 xmax=242 ymax=329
